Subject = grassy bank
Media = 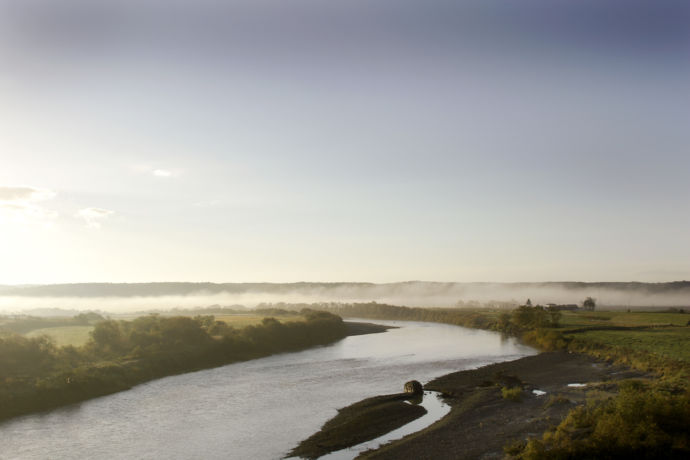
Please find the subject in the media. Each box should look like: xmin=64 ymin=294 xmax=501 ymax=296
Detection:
xmin=280 ymin=302 xmax=689 ymax=459
xmin=0 ymin=310 xmax=382 ymax=422
xmin=278 ymin=302 xmax=689 ymax=375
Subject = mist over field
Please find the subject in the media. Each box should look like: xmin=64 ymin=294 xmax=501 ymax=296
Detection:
xmin=1 ymin=282 xmax=688 ymax=314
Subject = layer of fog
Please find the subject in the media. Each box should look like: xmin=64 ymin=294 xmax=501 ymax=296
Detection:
xmin=1 ymin=283 xmax=688 ymax=314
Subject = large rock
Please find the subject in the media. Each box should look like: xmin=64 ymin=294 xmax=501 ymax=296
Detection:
xmin=404 ymin=380 xmax=423 ymax=395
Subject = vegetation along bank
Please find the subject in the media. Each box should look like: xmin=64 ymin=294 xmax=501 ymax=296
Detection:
xmin=0 ymin=309 xmax=387 ymax=422
xmin=282 ymin=302 xmax=690 ymax=459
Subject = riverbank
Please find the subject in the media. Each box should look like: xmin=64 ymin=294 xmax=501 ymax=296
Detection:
xmin=278 ymin=303 xmax=690 ymax=458
xmin=0 ymin=316 xmax=389 ymax=423
xmin=289 ymin=393 xmax=425 ymax=459
xmin=292 ymin=351 xmax=646 ymax=459
xmin=344 ymin=321 xmax=393 ymax=336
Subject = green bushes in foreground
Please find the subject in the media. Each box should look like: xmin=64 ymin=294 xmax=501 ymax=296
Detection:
xmin=0 ymin=310 xmax=346 ymax=421
xmin=517 ymin=380 xmax=690 ymax=459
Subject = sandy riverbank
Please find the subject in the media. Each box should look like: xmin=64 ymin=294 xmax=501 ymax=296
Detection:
xmin=292 ymin=351 xmax=645 ymax=459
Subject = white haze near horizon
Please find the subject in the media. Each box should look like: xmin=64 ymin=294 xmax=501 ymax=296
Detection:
xmin=1 ymin=285 xmax=688 ymax=314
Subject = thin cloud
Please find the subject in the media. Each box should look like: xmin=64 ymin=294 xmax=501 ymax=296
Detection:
xmin=0 ymin=186 xmax=56 ymax=202
xmin=130 ymin=164 xmax=180 ymax=178
xmin=193 ymin=199 xmax=221 ymax=208
xmin=153 ymin=169 xmax=173 ymax=177
xmin=0 ymin=186 xmax=58 ymax=222
xmin=76 ymin=207 xmax=114 ymax=229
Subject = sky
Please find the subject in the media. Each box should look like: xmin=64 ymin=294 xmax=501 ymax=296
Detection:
xmin=1 ymin=0 xmax=689 ymax=284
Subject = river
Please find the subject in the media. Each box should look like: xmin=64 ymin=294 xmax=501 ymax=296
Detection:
xmin=0 ymin=320 xmax=535 ymax=459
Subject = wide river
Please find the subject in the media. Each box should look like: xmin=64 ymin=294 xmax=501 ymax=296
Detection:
xmin=0 ymin=320 xmax=535 ymax=459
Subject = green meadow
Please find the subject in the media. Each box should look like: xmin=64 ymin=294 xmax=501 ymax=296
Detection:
xmin=25 ymin=326 xmax=94 ymax=347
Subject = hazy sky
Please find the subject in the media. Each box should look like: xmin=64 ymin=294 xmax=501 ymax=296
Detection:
xmin=1 ymin=0 xmax=689 ymax=284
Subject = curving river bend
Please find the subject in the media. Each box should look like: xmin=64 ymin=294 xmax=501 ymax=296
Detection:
xmin=0 ymin=320 xmax=535 ymax=459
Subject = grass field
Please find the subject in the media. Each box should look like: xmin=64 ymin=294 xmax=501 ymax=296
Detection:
xmin=573 ymin=327 xmax=690 ymax=364
xmin=18 ymin=313 xmax=306 ymax=347
xmin=550 ymin=310 xmax=690 ymax=372
xmin=25 ymin=326 xmax=94 ymax=347
xmin=559 ymin=310 xmax=690 ymax=328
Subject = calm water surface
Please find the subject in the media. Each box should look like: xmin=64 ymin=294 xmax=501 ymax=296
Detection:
xmin=0 ymin=320 xmax=535 ymax=459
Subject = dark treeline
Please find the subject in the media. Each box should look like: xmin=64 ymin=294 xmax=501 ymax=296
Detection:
xmin=0 ymin=310 xmax=345 ymax=421
xmin=262 ymin=301 xmax=504 ymax=328
xmin=263 ymin=301 xmax=570 ymax=351
xmin=259 ymin=301 xmax=560 ymax=335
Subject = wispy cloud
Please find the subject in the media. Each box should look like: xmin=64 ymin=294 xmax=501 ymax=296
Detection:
xmin=152 ymin=169 xmax=173 ymax=177
xmin=131 ymin=164 xmax=181 ymax=178
xmin=0 ymin=186 xmax=59 ymax=223
xmin=0 ymin=186 xmax=56 ymax=202
xmin=193 ymin=199 xmax=221 ymax=208
xmin=76 ymin=207 xmax=114 ymax=229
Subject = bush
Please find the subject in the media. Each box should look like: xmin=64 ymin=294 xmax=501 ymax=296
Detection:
xmin=517 ymin=380 xmax=690 ymax=459
xmin=502 ymin=386 xmax=523 ymax=401
xmin=504 ymin=439 xmax=527 ymax=456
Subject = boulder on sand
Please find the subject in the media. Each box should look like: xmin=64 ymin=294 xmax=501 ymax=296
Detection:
xmin=404 ymin=380 xmax=423 ymax=395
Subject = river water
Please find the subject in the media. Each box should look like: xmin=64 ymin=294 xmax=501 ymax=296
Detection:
xmin=0 ymin=320 xmax=535 ymax=459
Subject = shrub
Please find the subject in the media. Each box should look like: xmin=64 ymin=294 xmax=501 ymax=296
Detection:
xmin=504 ymin=438 xmax=527 ymax=456
xmin=502 ymin=386 xmax=523 ymax=401
xmin=516 ymin=380 xmax=690 ymax=459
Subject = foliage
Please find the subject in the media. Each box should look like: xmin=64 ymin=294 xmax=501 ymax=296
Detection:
xmin=511 ymin=305 xmax=561 ymax=330
xmin=543 ymin=394 xmax=571 ymax=409
xmin=582 ymin=297 xmax=596 ymax=311
xmin=505 ymin=439 xmax=528 ymax=456
xmin=502 ymin=386 xmax=523 ymax=401
xmin=264 ymin=301 xmax=515 ymax=333
xmin=521 ymin=329 xmax=569 ymax=351
xmin=0 ymin=310 xmax=347 ymax=421
xmin=517 ymin=381 xmax=690 ymax=459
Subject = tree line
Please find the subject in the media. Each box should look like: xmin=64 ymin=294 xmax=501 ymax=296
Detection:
xmin=0 ymin=310 xmax=346 ymax=421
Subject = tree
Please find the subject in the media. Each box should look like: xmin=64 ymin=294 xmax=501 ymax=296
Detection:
xmin=549 ymin=309 xmax=562 ymax=327
xmin=90 ymin=320 xmax=125 ymax=355
xmin=583 ymin=297 xmax=596 ymax=311
xmin=526 ymin=298 xmax=533 ymax=307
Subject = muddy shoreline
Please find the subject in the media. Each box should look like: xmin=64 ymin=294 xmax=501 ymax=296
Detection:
xmin=344 ymin=321 xmax=395 ymax=336
xmin=288 ymin=393 xmax=425 ymax=459
xmin=292 ymin=351 xmax=645 ymax=459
